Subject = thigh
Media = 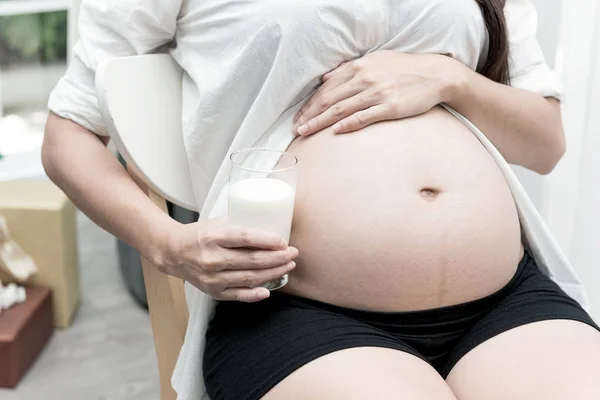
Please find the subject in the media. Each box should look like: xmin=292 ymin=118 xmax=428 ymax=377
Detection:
xmin=447 ymin=320 xmax=600 ymax=400
xmin=262 ymin=347 xmax=457 ymax=400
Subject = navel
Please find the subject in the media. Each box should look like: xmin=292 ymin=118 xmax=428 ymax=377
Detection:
xmin=420 ymin=187 xmax=441 ymax=201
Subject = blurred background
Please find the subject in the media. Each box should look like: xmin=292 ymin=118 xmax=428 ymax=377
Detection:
xmin=0 ymin=1 xmax=160 ymax=399
xmin=0 ymin=0 xmax=598 ymax=399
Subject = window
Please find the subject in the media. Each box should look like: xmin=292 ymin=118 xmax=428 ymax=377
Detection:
xmin=0 ymin=0 xmax=71 ymax=178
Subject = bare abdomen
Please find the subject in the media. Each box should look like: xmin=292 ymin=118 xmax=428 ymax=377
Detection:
xmin=282 ymin=106 xmax=523 ymax=312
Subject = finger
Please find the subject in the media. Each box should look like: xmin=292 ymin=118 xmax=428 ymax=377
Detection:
xmin=322 ymin=60 xmax=352 ymax=82
xmin=218 ymin=287 xmax=271 ymax=303
xmin=297 ymin=93 xmax=375 ymax=136
xmin=294 ymin=68 xmax=355 ymax=124
xmin=321 ymin=68 xmax=337 ymax=82
xmin=224 ymin=246 xmax=299 ymax=270
xmin=219 ymin=261 xmax=296 ymax=288
xmin=216 ymin=225 xmax=288 ymax=250
xmin=293 ymin=81 xmax=363 ymax=135
xmin=332 ymin=104 xmax=396 ymax=134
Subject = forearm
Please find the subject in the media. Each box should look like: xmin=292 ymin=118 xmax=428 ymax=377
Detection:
xmin=42 ymin=113 xmax=181 ymax=264
xmin=442 ymin=58 xmax=566 ymax=174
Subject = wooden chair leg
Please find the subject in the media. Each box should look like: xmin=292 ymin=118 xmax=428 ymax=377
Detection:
xmin=140 ymin=255 xmax=186 ymax=400
xmin=128 ymin=166 xmax=189 ymax=400
xmin=148 ymin=190 xmax=189 ymax=334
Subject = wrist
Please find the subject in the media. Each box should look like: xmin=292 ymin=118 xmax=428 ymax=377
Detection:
xmin=438 ymin=56 xmax=472 ymax=106
xmin=144 ymin=216 xmax=185 ymax=273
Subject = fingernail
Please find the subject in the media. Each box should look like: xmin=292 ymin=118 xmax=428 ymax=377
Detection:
xmin=289 ymin=247 xmax=299 ymax=258
xmin=332 ymin=123 xmax=342 ymax=133
xmin=257 ymin=289 xmax=270 ymax=300
xmin=288 ymin=261 xmax=297 ymax=271
xmin=298 ymin=125 xmax=308 ymax=136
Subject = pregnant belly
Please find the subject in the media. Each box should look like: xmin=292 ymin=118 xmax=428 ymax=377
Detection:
xmin=281 ymin=106 xmax=523 ymax=312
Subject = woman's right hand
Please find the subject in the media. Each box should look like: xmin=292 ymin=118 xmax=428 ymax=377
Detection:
xmin=157 ymin=218 xmax=299 ymax=303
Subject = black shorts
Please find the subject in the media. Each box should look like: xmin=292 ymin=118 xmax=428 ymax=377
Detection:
xmin=203 ymin=252 xmax=598 ymax=400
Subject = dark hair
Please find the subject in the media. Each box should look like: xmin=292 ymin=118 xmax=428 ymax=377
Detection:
xmin=475 ymin=0 xmax=510 ymax=84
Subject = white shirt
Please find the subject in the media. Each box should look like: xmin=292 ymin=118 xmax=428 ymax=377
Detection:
xmin=48 ymin=1 xmax=588 ymax=399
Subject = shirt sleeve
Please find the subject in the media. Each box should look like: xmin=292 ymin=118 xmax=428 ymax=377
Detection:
xmin=504 ymin=0 xmax=562 ymax=99
xmin=48 ymin=0 xmax=182 ymax=136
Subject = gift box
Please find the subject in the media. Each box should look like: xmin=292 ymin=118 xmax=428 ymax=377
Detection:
xmin=0 ymin=286 xmax=54 ymax=388
xmin=0 ymin=181 xmax=79 ymax=328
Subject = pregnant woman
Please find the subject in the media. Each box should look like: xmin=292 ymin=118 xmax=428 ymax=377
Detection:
xmin=43 ymin=0 xmax=600 ymax=399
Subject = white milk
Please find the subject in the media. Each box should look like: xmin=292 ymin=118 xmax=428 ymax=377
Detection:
xmin=228 ymin=178 xmax=296 ymax=241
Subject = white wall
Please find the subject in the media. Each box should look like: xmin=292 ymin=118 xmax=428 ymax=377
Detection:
xmin=532 ymin=0 xmax=562 ymax=69
xmin=570 ymin=60 xmax=600 ymax=321
xmin=510 ymin=1 xmax=600 ymax=321
xmin=543 ymin=0 xmax=600 ymax=321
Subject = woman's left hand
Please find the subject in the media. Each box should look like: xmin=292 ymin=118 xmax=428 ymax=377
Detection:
xmin=293 ymin=50 xmax=463 ymax=136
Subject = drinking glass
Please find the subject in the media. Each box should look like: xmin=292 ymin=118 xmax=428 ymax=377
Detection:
xmin=229 ymin=148 xmax=299 ymax=290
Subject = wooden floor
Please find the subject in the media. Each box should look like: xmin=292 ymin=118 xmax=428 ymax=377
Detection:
xmin=0 ymin=214 xmax=160 ymax=400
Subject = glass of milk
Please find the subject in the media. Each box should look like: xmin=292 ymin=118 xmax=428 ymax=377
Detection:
xmin=229 ymin=148 xmax=298 ymax=290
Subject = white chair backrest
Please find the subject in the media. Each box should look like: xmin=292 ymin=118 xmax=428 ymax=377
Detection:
xmin=96 ymin=55 xmax=190 ymax=400
xmin=96 ymin=54 xmax=197 ymax=211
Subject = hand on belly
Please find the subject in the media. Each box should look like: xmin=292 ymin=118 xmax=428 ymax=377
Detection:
xmin=293 ymin=51 xmax=459 ymax=137
xmin=282 ymin=107 xmax=523 ymax=312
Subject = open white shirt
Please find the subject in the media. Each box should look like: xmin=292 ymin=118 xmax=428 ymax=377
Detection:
xmin=48 ymin=1 xmax=589 ymax=398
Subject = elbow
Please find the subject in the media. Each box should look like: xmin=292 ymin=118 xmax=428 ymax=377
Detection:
xmin=534 ymin=129 xmax=566 ymax=175
xmin=42 ymin=112 xmax=72 ymax=184
xmin=533 ymin=98 xmax=566 ymax=175
xmin=42 ymin=122 xmax=60 ymax=182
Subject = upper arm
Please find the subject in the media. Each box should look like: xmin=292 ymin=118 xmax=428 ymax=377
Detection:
xmin=504 ymin=0 xmax=562 ymax=99
xmin=48 ymin=0 xmax=182 ymax=136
